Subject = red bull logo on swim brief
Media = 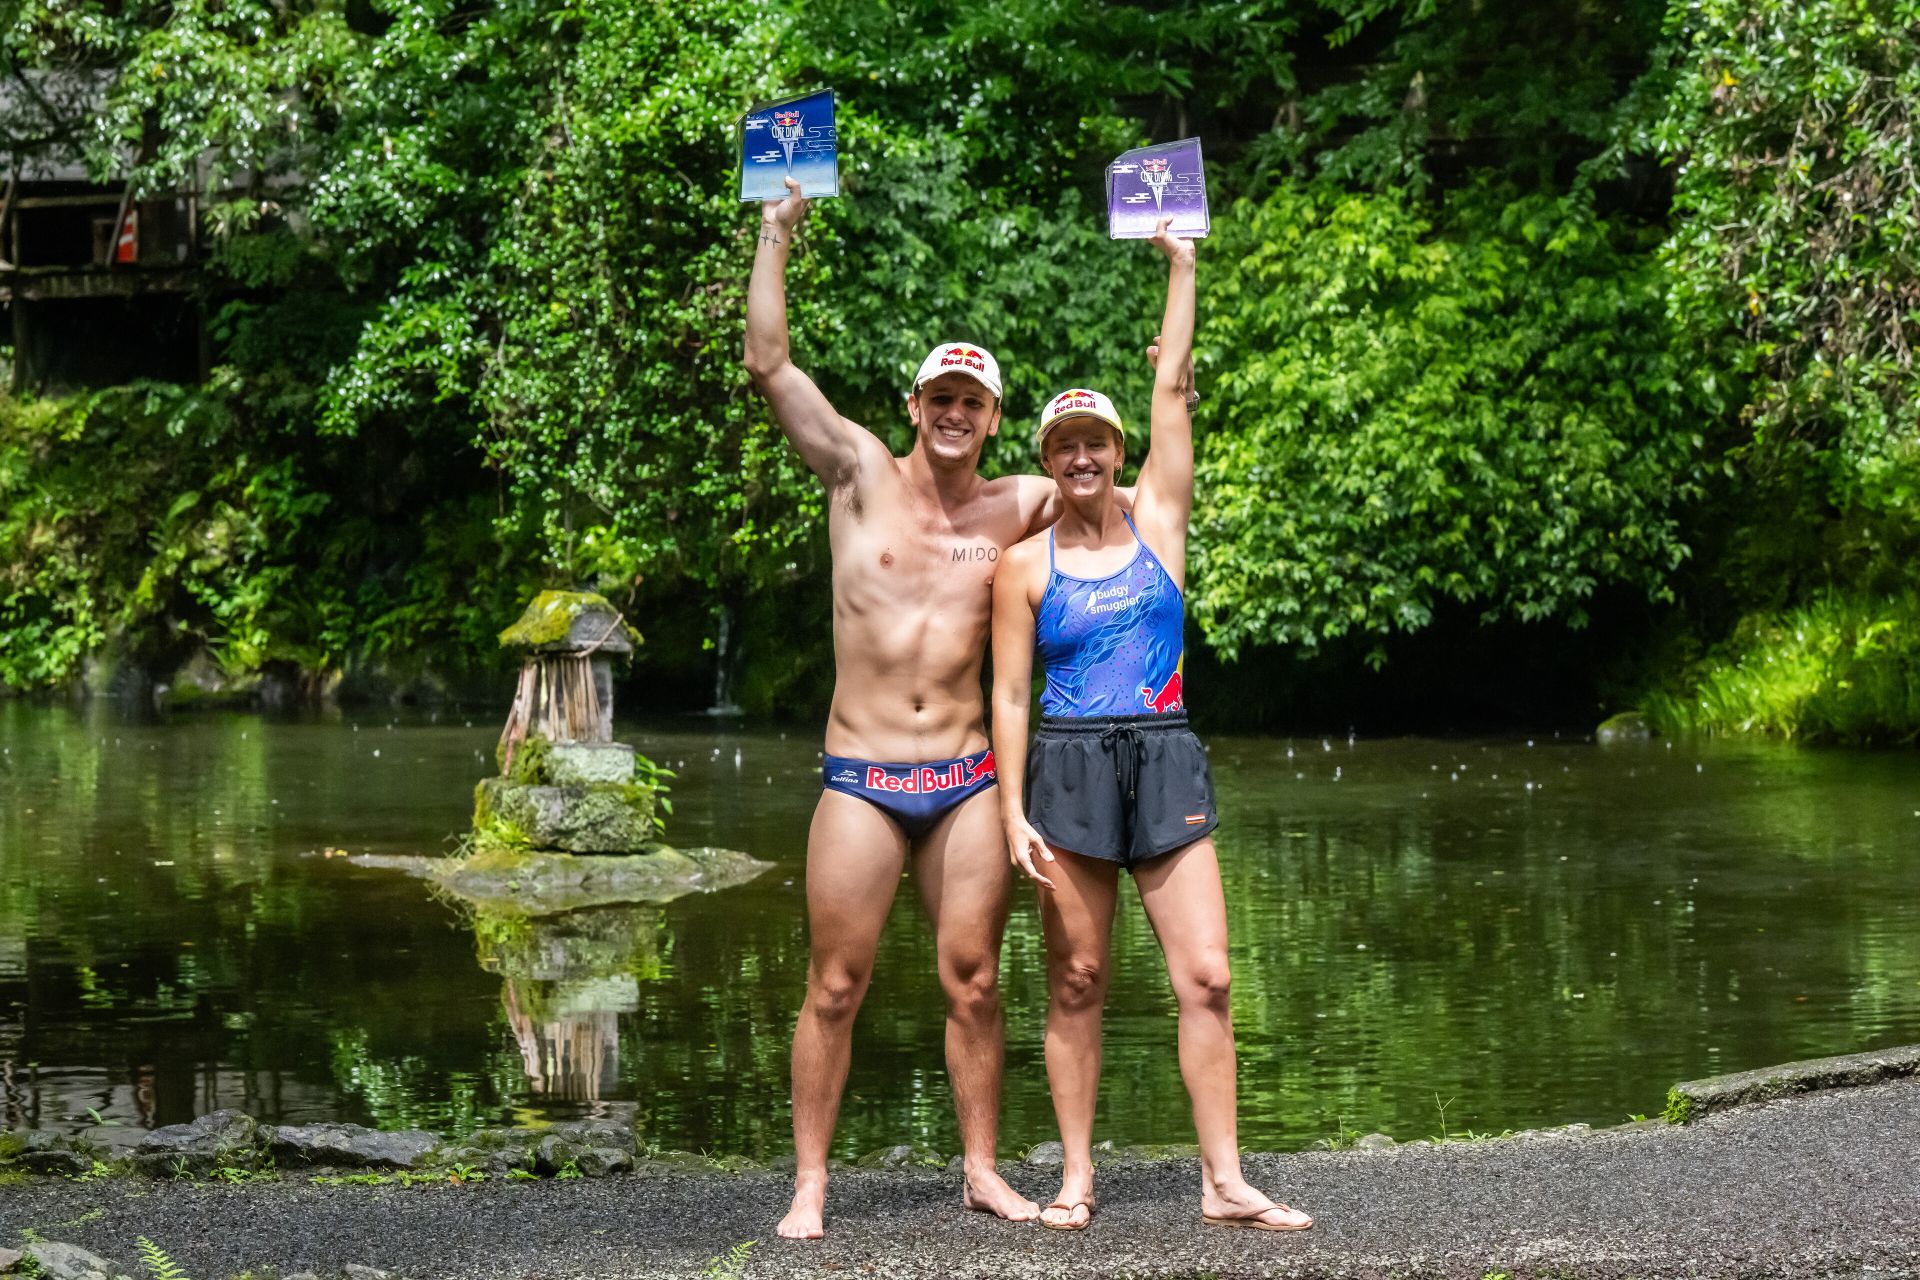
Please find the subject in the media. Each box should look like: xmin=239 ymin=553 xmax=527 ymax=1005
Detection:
xmin=865 ymin=751 xmax=996 ymax=794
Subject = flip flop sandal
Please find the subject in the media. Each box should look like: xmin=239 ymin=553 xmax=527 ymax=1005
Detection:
xmin=1203 ymin=1203 xmax=1313 ymax=1232
xmin=1039 ymin=1197 xmax=1097 ymax=1231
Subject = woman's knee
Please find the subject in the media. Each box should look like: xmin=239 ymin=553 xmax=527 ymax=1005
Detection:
xmin=1173 ymin=954 xmax=1232 ymax=1013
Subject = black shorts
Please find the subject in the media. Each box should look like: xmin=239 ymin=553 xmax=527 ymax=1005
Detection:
xmin=1025 ymin=712 xmax=1220 ymax=870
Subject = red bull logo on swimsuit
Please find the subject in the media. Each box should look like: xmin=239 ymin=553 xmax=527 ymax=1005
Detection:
xmin=865 ymin=751 xmax=996 ymax=793
xmin=1140 ymin=669 xmax=1184 ymax=713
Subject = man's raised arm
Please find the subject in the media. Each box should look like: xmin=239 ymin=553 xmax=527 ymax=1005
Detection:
xmin=744 ymin=177 xmax=861 ymax=488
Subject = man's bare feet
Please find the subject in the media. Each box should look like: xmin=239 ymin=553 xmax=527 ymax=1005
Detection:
xmin=1200 ymin=1178 xmax=1312 ymax=1231
xmin=1038 ymin=1169 xmax=1096 ymax=1230
xmin=777 ymin=1169 xmax=828 ymax=1240
xmin=961 ymin=1164 xmax=1040 ymax=1221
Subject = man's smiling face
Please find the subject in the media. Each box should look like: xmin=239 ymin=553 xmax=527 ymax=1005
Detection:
xmin=909 ymin=372 xmax=1001 ymax=464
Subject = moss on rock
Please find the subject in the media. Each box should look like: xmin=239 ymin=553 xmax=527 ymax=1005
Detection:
xmin=498 ymin=590 xmax=641 ymax=651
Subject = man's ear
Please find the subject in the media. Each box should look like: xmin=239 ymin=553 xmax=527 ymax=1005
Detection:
xmin=905 ymin=392 xmax=922 ymax=428
xmin=987 ymin=399 xmax=1002 ymax=437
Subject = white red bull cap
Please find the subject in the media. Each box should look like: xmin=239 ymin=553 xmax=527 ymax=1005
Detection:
xmin=1037 ymin=387 xmax=1126 ymax=449
xmin=912 ymin=343 xmax=1002 ymax=399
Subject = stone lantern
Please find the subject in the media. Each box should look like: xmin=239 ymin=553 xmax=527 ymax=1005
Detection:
xmin=475 ymin=591 xmax=653 ymax=854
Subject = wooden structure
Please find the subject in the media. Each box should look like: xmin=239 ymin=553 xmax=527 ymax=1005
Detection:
xmin=1 ymin=74 xmax=207 ymax=391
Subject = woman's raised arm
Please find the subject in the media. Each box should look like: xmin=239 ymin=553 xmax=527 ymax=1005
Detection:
xmin=1133 ymin=218 xmax=1196 ymax=586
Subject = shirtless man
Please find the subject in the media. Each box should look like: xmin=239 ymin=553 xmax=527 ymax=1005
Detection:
xmin=744 ymin=178 xmax=1069 ymax=1238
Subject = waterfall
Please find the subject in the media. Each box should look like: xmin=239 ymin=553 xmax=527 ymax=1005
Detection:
xmin=706 ymin=603 xmax=744 ymax=716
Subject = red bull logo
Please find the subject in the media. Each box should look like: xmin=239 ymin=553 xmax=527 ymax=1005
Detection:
xmin=1139 ymin=670 xmax=1183 ymax=713
xmin=866 ymin=752 xmax=996 ymax=793
xmin=1052 ymin=390 xmax=1099 ymax=414
xmin=773 ymin=111 xmax=802 ymax=127
xmin=939 ymin=345 xmax=988 ymax=373
xmin=1142 ymin=158 xmax=1169 ymax=172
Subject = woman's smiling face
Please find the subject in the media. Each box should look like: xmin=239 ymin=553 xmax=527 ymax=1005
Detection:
xmin=1042 ymin=416 xmax=1124 ymax=496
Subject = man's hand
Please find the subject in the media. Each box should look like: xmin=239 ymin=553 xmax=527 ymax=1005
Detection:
xmin=760 ymin=176 xmax=808 ymax=247
xmin=1148 ymin=215 xmax=1196 ymax=270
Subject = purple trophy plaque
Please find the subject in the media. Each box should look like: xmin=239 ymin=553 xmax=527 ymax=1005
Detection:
xmin=1106 ymin=138 xmax=1208 ymax=240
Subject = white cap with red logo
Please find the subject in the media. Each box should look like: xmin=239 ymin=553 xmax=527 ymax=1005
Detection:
xmin=912 ymin=342 xmax=1002 ymax=399
xmin=1037 ymin=387 xmax=1126 ymax=448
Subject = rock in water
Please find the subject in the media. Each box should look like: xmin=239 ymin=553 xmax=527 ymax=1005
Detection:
xmin=474 ymin=778 xmax=654 ymax=854
xmin=350 ymin=845 xmax=771 ymax=912
xmin=1595 ymin=711 xmax=1653 ymax=743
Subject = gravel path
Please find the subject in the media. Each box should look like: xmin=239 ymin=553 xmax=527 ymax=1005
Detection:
xmin=5 ymin=1078 xmax=1917 ymax=1280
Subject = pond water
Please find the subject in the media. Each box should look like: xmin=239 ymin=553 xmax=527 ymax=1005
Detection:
xmin=2 ymin=701 xmax=1916 ymax=1159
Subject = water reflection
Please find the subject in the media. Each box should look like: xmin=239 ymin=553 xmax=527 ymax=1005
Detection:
xmin=2 ymin=701 xmax=1917 ymax=1158
xmin=477 ymin=907 xmax=659 ymax=1104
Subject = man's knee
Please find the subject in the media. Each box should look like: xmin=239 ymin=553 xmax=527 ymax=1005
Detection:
xmin=939 ymin=952 xmax=1000 ymax=1019
xmin=1049 ymin=955 xmax=1108 ymax=1013
xmin=806 ymin=965 xmax=871 ymax=1023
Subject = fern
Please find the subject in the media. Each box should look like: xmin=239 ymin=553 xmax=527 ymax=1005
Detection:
xmin=703 ymin=1240 xmax=754 ymax=1280
xmin=137 ymin=1236 xmax=193 ymax=1280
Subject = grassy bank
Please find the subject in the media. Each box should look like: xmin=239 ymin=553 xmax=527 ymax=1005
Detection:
xmin=1643 ymin=593 xmax=1920 ymax=744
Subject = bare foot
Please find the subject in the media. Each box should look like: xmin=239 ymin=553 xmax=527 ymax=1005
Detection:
xmin=961 ymin=1165 xmax=1040 ymax=1222
xmin=1201 ymin=1178 xmax=1312 ymax=1231
xmin=1038 ymin=1169 xmax=1097 ymax=1230
xmin=777 ymin=1169 xmax=827 ymax=1240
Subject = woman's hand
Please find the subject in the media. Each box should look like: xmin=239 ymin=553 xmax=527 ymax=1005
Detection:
xmin=1006 ymin=816 xmax=1057 ymax=891
xmin=760 ymin=176 xmax=809 ymax=241
xmin=1148 ymin=216 xmax=1195 ymax=269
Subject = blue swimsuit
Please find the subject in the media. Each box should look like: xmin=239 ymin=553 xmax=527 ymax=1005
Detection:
xmin=821 ymin=749 xmax=998 ymax=839
xmin=1036 ymin=514 xmax=1185 ymax=717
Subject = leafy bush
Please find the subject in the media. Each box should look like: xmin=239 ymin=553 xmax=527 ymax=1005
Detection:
xmin=1190 ymin=180 xmax=1720 ymax=660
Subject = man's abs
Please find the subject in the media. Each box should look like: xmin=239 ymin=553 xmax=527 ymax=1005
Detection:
xmin=824 ymin=558 xmax=999 ymax=760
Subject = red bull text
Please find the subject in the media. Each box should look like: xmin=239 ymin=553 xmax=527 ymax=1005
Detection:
xmin=865 ymin=750 xmax=996 ymax=793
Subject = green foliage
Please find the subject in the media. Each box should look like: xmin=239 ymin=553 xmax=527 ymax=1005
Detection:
xmin=4 ymin=0 xmax=1917 ymax=735
xmin=1643 ymin=592 xmax=1920 ymax=743
xmin=703 ymin=1240 xmax=755 ymax=1280
xmin=137 ymin=1237 xmax=194 ymax=1280
xmin=1663 ymin=1087 xmax=1697 ymax=1125
xmin=1192 ymin=180 xmax=1717 ymax=658
xmin=1647 ymin=0 xmax=1920 ymax=513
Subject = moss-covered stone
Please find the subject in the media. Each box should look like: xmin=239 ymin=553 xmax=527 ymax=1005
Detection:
xmin=497 ymin=731 xmax=555 ymax=783
xmin=499 ymin=591 xmax=640 ymax=652
xmin=473 ymin=778 xmax=654 ymax=853
xmin=1596 ymin=711 xmax=1653 ymax=743
xmin=351 ymin=844 xmax=772 ymax=912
